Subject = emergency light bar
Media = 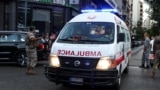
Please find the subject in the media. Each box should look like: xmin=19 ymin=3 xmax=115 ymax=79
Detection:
xmin=81 ymin=9 xmax=118 ymax=13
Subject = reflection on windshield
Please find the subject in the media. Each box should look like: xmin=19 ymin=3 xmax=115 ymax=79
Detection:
xmin=0 ymin=34 xmax=18 ymax=42
xmin=57 ymin=22 xmax=115 ymax=44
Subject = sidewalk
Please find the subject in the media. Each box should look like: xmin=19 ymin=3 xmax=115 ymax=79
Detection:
xmin=130 ymin=46 xmax=144 ymax=66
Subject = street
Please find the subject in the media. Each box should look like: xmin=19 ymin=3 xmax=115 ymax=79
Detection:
xmin=0 ymin=0 xmax=158 ymax=90
xmin=0 ymin=46 xmax=160 ymax=90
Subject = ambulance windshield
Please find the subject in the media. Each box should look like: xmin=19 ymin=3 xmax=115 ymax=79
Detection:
xmin=57 ymin=22 xmax=115 ymax=44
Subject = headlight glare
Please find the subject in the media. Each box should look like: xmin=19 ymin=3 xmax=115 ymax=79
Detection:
xmin=96 ymin=57 xmax=112 ymax=70
xmin=49 ymin=55 xmax=60 ymax=67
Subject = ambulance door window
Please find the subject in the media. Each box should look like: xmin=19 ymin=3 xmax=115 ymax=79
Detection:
xmin=126 ymin=30 xmax=131 ymax=47
xmin=122 ymin=28 xmax=130 ymax=43
xmin=117 ymin=25 xmax=121 ymax=43
xmin=126 ymin=30 xmax=131 ymax=42
xmin=121 ymin=27 xmax=127 ymax=42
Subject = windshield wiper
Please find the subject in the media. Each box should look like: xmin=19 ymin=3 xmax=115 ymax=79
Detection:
xmin=58 ymin=39 xmax=73 ymax=41
xmin=58 ymin=39 xmax=110 ymax=44
xmin=78 ymin=39 xmax=99 ymax=42
xmin=78 ymin=39 xmax=109 ymax=43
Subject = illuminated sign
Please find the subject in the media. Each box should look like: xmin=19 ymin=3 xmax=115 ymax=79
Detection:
xmin=53 ymin=0 xmax=65 ymax=5
xmin=31 ymin=0 xmax=65 ymax=5
xmin=39 ymin=0 xmax=52 ymax=3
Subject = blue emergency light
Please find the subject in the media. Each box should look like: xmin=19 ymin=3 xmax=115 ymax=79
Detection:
xmin=81 ymin=9 xmax=118 ymax=13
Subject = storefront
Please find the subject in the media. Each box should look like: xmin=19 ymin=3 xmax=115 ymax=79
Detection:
xmin=0 ymin=1 xmax=16 ymax=30
xmin=0 ymin=0 xmax=80 ymax=34
xmin=17 ymin=0 xmax=80 ymax=34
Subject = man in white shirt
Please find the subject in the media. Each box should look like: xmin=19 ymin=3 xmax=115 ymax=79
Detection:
xmin=150 ymin=36 xmax=155 ymax=52
xmin=150 ymin=36 xmax=155 ymax=67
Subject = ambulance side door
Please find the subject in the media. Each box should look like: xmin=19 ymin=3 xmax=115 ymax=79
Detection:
xmin=116 ymin=25 xmax=124 ymax=73
xmin=121 ymin=27 xmax=130 ymax=72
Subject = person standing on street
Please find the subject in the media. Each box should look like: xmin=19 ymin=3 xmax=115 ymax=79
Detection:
xmin=25 ymin=26 xmax=42 ymax=75
xmin=151 ymin=34 xmax=160 ymax=78
xmin=149 ymin=36 xmax=155 ymax=67
xmin=139 ymin=32 xmax=150 ymax=69
xmin=150 ymin=36 xmax=155 ymax=54
xmin=48 ymin=31 xmax=57 ymax=51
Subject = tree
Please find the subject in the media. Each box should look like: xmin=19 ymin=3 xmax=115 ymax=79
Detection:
xmin=148 ymin=0 xmax=160 ymax=35
xmin=133 ymin=20 xmax=145 ymax=40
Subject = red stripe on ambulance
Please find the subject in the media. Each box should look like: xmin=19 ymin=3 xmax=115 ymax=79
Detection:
xmin=116 ymin=55 xmax=124 ymax=65
xmin=127 ymin=51 xmax=131 ymax=56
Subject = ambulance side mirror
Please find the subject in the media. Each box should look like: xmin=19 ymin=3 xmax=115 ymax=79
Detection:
xmin=118 ymin=33 xmax=125 ymax=42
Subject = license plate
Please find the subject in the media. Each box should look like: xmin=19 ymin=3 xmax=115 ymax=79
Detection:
xmin=70 ymin=77 xmax=83 ymax=83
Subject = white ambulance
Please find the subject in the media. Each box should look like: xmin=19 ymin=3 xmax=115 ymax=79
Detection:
xmin=45 ymin=9 xmax=131 ymax=89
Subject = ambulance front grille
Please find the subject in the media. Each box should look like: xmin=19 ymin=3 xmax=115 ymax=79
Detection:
xmin=59 ymin=56 xmax=99 ymax=69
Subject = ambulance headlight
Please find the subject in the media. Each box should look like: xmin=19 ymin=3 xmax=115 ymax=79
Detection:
xmin=96 ymin=57 xmax=112 ymax=70
xmin=49 ymin=54 xmax=60 ymax=68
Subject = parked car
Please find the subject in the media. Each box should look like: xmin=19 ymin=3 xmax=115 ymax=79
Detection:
xmin=0 ymin=31 xmax=49 ymax=66
xmin=131 ymin=41 xmax=139 ymax=48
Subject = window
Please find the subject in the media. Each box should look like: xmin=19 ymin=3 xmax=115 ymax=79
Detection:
xmin=19 ymin=33 xmax=26 ymax=42
xmin=4 ymin=3 xmax=9 ymax=30
xmin=126 ymin=32 xmax=131 ymax=42
xmin=52 ymin=7 xmax=64 ymax=32
xmin=17 ymin=6 xmax=32 ymax=31
xmin=117 ymin=25 xmax=120 ymax=34
xmin=58 ymin=22 xmax=115 ymax=44
xmin=33 ymin=9 xmax=50 ymax=22
xmin=121 ymin=27 xmax=127 ymax=42
xmin=121 ymin=27 xmax=130 ymax=42
xmin=0 ymin=34 xmax=18 ymax=42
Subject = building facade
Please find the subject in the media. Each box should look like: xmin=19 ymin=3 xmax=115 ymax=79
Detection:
xmin=91 ymin=0 xmax=131 ymax=30
xmin=142 ymin=0 xmax=152 ymax=29
xmin=0 ymin=0 xmax=17 ymax=31
xmin=0 ymin=0 xmax=81 ymax=34
xmin=131 ymin=0 xmax=143 ymax=28
xmin=0 ymin=0 xmax=134 ymax=33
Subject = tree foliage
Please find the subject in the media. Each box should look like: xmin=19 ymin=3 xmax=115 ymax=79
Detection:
xmin=148 ymin=23 xmax=158 ymax=36
xmin=149 ymin=0 xmax=160 ymax=35
xmin=132 ymin=20 xmax=145 ymax=40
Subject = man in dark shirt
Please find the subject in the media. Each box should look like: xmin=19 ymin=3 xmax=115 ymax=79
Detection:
xmin=139 ymin=32 xmax=150 ymax=69
xmin=151 ymin=34 xmax=160 ymax=78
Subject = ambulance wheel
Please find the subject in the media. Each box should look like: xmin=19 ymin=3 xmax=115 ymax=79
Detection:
xmin=112 ymin=73 xmax=121 ymax=90
xmin=62 ymin=83 xmax=71 ymax=87
xmin=124 ymin=63 xmax=129 ymax=74
xmin=112 ymin=67 xmax=121 ymax=90
xmin=150 ymin=63 xmax=153 ymax=68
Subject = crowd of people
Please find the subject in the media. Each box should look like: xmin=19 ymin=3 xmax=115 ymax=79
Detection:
xmin=139 ymin=32 xmax=160 ymax=78
xmin=40 ymin=31 xmax=57 ymax=52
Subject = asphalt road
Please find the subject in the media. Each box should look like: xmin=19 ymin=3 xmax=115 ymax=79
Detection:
xmin=0 ymin=46 xmax=160 ymax=90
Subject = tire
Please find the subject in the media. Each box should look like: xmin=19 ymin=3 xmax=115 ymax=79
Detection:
xmin=124 ymin=63 xmax=129 ymax=74
xmin=16 ymin=51 xmax=27 ymax=67
xmin=112 ymin=73 xmax=121 ymax=90
xmin=150 ymin=63 xmax=153 ymax=68
xmin=62 ymin=83 xmax=72 ymax=88
xmin=112 ymin=67 xmax=122 ymax=90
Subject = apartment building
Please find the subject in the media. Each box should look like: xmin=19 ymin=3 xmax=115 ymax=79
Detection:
xmin=131 ymin=0 xmax=144 ymax=28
